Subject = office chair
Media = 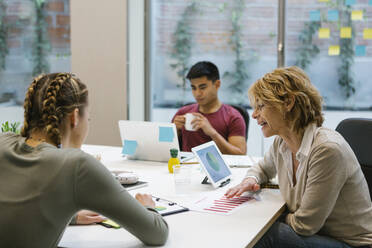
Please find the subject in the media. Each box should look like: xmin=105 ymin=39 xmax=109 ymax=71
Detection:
xmin=335 ymin=118 xmax=372 ymax=200
xmin=229 ymin=104 xmax=249 ymax=139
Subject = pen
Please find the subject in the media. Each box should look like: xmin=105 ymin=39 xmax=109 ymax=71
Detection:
xmin=180 ymin=162 xmax=199 ymax=165
xmin=260 ymin=183 xmax=279 ymax=189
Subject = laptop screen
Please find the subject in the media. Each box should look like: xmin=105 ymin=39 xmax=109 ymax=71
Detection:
xmin=118 ymin=120 xmax=179 ymax=162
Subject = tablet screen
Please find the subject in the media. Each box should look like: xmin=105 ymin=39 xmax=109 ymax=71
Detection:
xmin=194 ymin=144 xmax=231 ymax=183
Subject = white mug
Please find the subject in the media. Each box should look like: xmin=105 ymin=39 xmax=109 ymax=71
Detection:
xmin=184 ymin=113 xmax=196 ymax=131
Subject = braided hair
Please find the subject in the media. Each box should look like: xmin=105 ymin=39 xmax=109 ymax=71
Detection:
xmin=21 ymin=73 xmax=88 ymax=146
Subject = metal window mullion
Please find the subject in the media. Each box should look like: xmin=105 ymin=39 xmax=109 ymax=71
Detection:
xmin=278 ymin=0 xmax=286 ymax=67
xmin=144 ymin=0 xmax=151 ymax=121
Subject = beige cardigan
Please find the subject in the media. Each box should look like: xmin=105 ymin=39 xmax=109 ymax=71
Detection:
xmin=246 ymin=123 xmax=372 ymax=246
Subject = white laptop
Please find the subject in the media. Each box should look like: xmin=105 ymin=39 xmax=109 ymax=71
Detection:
xmin=118 ymin=120 xmax=180 ymax=162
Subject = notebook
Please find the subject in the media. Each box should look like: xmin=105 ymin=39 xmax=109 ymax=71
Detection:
xmin=118 ymin=120 xmax=180 ymax=162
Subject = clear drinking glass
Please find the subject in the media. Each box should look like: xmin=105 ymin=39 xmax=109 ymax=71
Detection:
xmin=173 ymin=164 xmax=192 ymax=195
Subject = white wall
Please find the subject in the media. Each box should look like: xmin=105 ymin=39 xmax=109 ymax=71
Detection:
xmin=70 ymin=0 xmax=128 ymax=146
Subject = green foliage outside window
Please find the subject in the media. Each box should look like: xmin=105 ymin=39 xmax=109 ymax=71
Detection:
xmin=223 ymin=0 xmax=250 ymax=104
xmin=295 ymin=21 xmax=321 ymax=70
xmin=336 ymin=3 xmax=356 ymax=98
xmin=295 ymin=0 xmax=356 ymax=99
xmin=32 ymin=0 xmax=50 ymax=76
xmin=0 ymin=0 xmax=8 ymax=71
xmin=170 ymin=1 xmax=198 ymax=92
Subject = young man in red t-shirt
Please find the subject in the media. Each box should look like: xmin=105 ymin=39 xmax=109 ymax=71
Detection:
xmin=172 ymin=61 xmax=247 ymax=154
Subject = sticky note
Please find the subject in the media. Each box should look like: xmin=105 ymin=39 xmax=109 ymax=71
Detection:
xmin=369 ymin=0 xmax=372 ymax=6
xmin=328 ymin=10 xmax=339 ymax=21
xmin=364 ymin=28 xmax=372 ymax=39
xmin=155 ymin=206 xmax=167 ymax=211
xmin=328 ymin=45 xmax=340 ymax=56
xmin=318 ymin=0 xmax=329 ymax=2
xmin=340 ymin=27 xmax=352 ymax=38
xmin=101 ymin=219 xmax=120 ymax=229
xmin=351 ymin=10 xmax=363 ymax=20
xmin=345 ymin=0 xmax=356 ymax=5
xmin=310 ymin=10 xmax=321 ymax=22
xmin=159 ymin=126 xmax=174 ymax=142
xmin=122 ymin=140 xmax=137 ymax=155
xmin=319 ymin=28 xmax=330 ymax=39
xmin=355 ymin=45 xmax=366 ymax=56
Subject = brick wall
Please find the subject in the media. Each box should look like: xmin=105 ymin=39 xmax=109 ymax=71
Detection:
xmin=152 ymin=0 xmax=372 ymax=108
xmin=0 ymin=0 xmax=70 ymax=103
xmin=5 ymin=0 xmax=70 ymax=52
xmin=155 ymin=0 xmax=372 ymax=59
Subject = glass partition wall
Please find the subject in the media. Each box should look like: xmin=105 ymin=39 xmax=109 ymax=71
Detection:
xmin=0 ymin=0 xmax=70 ymax=125
xmin=148 ymin=0 xmax=372 ymax=122
xmin=286 ymin=0 xmax=372 ymax=109
xmin=148 ymin=0 xmax=279 ymax=121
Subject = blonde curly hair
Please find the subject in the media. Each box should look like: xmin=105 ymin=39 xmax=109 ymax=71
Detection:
xmin=248 ymin=66 xmax=324 ymax=133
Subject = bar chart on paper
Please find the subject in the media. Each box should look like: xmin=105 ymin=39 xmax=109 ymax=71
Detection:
xmin=190 ymin=191 xmax=255 ymax=215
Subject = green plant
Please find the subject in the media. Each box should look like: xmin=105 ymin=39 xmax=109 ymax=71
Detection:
xmin=296 ymin=0 xmax=356 ymax=99
xmin=223 ymin=0 xmax=250 ymax=104
xmin=1 ymin=121 xmax=21 ymax=134
xmin=170 ymin=2 xmax=198 ymax=92
xmin=0 ymin=0 xmax=8 ymax=70
xmin=337 ymin=3 xmax=356 ymax=98
xmin=295 ymin=21 xmax=320 ymax=70
xmin=31 ymin=0 xmax=50 ymax=76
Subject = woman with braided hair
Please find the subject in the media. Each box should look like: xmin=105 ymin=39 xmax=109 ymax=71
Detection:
xmin=0 ymin=73 xmax=168 ymax=247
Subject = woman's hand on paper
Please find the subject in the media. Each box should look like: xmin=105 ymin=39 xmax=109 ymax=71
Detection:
xmin=76 ymin=210 xmax=106 ymax=225
xmin=224 ymin=177 xmax=260 ymax=198
xmin=135 ymin=193 xmax=155 ymax=209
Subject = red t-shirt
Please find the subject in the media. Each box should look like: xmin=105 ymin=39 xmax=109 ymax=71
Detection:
xmin=172 ymin=103 xmax=246 ymax=152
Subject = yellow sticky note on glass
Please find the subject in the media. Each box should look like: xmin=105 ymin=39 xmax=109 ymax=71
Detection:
xmin=319 ymin=28 xmax=330 ymax=39
xmin=340 ymin=27 xmax=352 ymax=38
xmin=328 ymin=45 xmax=340 ymax=56
xmin=351 ymin=10 xmax=363 ymax=20
xmin=364 ymin=28 xmax=372 ymax=39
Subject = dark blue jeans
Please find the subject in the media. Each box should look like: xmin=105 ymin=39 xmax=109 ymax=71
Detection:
xmin=254 ymin=221 xmax=352 ymax=248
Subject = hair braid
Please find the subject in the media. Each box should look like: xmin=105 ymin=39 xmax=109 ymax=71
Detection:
xmin=41 ymin=73 xmax=68 ymax=145
xmin=21 ymin=75 xmax=44 ymax=138
xmin=21 ymin=72 xmax=88 ymax=147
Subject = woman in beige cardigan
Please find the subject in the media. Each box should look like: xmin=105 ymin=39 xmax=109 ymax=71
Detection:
xmin=226 ymin=66 xmax=372 ymax=248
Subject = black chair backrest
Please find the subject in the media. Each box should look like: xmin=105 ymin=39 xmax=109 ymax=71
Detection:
xmin=335 ymin=118 xmax=372 ymax=200
xmin=229 ymin=104 xmax=249 ymax=139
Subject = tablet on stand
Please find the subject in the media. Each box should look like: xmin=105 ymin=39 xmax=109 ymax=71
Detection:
xmin=191 ymin=141 xmax=233 ymax=188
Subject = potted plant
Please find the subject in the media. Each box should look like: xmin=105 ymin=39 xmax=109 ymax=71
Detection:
xmin=1 ymin=121 xmax=21 ymax=134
